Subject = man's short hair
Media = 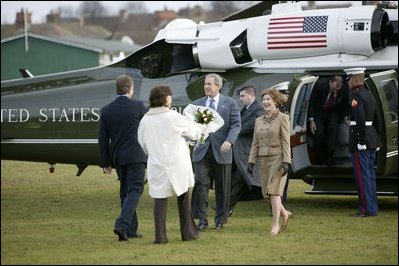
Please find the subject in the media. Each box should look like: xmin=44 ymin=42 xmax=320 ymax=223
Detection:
xmin=237 ymin=85 xmax=256 ymax=96
xmin=206 ymin=73 xmax=223 ymax=89
xmin=349 ymin=74 xmax=365 ymax=88
xmin=116 ymin=75 xmax=133 ymax=95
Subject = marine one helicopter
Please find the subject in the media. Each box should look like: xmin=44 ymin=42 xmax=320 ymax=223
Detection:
xmin=1 ymin=1 xmax=398 ymax=195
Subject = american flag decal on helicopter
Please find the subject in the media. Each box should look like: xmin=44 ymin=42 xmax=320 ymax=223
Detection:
xmin=267 ymin=16 xmax=328 ymax=50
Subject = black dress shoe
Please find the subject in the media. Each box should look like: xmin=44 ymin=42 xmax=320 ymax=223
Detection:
xmin=154 ymin=239 xmax=168 ymax=244
xmin=197 ymin=219 xmax=208 ymax=231
xmin=113 ymin=228 xmax=129 ymax=241
xmin=128 ymin=233 xmax=142 ymax=238
xmin=214 ymin=223 xmax=223 ymax=230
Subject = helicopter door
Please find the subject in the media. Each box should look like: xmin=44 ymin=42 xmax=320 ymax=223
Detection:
xmin=289 ymin=75 xmax=319 ymax=172
xmin=365 ymin=70 xmax=398 ymax=176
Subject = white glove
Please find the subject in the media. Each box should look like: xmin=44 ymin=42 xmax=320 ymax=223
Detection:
xmin=357 ymin=144 xmax=367 ymax=151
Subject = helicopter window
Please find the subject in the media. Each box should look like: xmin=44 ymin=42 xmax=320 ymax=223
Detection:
xmin=229 ymin=30 xmax=252 ymax=65
xmin=293 ymin=83 xmax=311 ymax=132
xmin=139 ymin=53 xmax=164 ymax=78
xmin=380 ymin=79 xmax=398 ymax=123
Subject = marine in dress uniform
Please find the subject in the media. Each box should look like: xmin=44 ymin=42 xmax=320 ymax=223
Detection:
xmin=344 ymin=68 xmax=381 ymax=217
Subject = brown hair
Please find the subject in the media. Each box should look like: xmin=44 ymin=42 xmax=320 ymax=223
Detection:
xmin=261 ymin=87 xmax=280 ymax=104
xmin=149 ymin=85 xmax=173 ymax=108
xmin=349 ymin=73 xmax=365 ymax=88
xmin=115 ymin=75 xmax=133 ymax=95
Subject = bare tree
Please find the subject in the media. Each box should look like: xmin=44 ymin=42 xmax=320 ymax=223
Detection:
xmin=56 ymin=5 xmax=76 ymax=18
xmin=78 ymin=1 xmax=107 ymax=18
xmin=210 ymin=1 xmax=238 ymax=18
xmin=124 ymin=2 xmax=148 ymax=14
xmin=206 ymin=1 xmax=257 ymax=22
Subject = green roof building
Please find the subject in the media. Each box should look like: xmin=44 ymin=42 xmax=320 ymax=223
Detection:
xmin=1 ymin=33 xmax=141 ymax=81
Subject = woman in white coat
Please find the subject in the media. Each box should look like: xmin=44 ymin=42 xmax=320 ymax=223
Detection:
xmin=138 ymin=85 xmax=203 ymax=244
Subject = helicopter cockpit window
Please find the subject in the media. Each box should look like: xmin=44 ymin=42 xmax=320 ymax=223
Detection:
xmin=140 ymin=53 xmax=164 ymax=79
xmin=380 ymin=79 xmax=398 ymax=123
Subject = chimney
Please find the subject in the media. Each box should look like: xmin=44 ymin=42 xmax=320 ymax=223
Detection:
xmin=46 ymin=10 xmax=60 ymax=24
xmin=119 ymin=9 xmax=128 ymax=19
xmin=15 ymin=8 xmax=31 ymax=28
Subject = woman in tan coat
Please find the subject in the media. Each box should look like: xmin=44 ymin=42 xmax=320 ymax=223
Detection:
xmin=248 ymin=88 xmax=292 ymax=236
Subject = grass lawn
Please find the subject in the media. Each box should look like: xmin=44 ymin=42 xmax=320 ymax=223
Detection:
xmin=1 ymin=160 xmax=398 ymax=265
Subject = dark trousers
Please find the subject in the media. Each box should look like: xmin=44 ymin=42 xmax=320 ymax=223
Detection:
xmin=154 ymin=192 xmax=199 ymax=243
xmin=229 ymin=162 xmax=250 ymax=210
xmin=192 ymin=146 xmax=231 ymax=224
xmin=351 ymin=150 xmax=378 ymax=215
xmin=115 ymin=163 xmax=145 ymax=237
xmin=314 ymin=111 xmax=339 ymax=163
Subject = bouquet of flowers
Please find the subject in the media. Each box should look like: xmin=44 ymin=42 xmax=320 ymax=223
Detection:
xmin=183 ymin=104 xmax=224 ymax=149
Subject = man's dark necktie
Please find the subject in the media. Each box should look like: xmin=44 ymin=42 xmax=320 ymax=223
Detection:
xmin=241 ymin=107 xmax=247 ymax=116
xmin=323 ymin=92 xmax=336 ymax=111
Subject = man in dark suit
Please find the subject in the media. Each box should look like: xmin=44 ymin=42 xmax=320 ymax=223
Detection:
xmin=345 ymin=68 xmax=381 ymax=217
xmin=308 ymin=76 xmax=349 ymax=165
xmin=229 ymin=85 xmax=264 ymax=215
xmin=98 ymin=75 xmax=147 ymax=241
xmin=191 ymin=73 xmax=241 ymax=231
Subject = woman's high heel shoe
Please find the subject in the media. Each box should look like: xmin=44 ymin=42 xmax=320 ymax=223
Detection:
xmin=280 ymin=211 xmax=293 ymax=232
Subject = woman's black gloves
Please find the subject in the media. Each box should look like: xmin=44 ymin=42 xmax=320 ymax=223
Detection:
xmin=247 ymin=163 xmax=255 ymax=175
xmin=282 ymin=162 xmax=290 ymax=176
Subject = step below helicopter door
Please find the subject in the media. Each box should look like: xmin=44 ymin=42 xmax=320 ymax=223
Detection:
xmin=289 ymin=75 xmax=319 ymax=172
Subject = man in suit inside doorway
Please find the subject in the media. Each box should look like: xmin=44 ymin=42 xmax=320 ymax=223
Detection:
xmin=308 ymin=76 xmax=349 ymax=165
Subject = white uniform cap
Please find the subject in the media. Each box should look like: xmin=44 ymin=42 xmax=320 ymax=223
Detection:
xmin=344 ymin=67 xmax=366 ymax=75
xmin=272 ymin=81 xmax=289 ymax=92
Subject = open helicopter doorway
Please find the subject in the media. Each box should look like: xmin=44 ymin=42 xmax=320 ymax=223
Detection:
xmin=289 ymin=74 xmax=353 ymax=172
xmin=289 ymin=75 xmax=318 ymax=172
xmin=302 ymin=75 xmax=353 ymax=168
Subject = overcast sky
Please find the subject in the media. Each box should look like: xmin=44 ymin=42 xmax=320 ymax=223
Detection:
xmin=1 ymin=1 xmax=210 ymax=24
xmin=1 ymin=1 xmax=362 ymax=24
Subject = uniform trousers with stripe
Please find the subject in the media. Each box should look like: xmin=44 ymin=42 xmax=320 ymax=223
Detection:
xmin=351 ymin=149 xmax=378 ymax=216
